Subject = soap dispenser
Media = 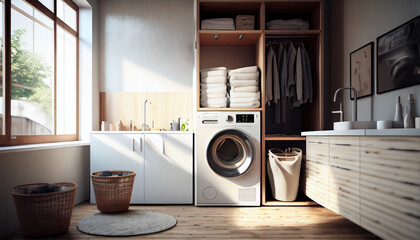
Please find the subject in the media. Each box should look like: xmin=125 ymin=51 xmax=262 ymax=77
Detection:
xmin=394 ymin=96 xmax=403 ymax=128
xmin=404 ymin=94 xmax=415 ymax=128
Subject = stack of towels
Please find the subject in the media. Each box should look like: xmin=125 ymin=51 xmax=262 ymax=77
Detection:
xmin=228 ymin=66 xmax=260 ymax=108
xmin=235 ymin=15 xmax=255 ymax=30
xmin=266 ymin=19 xmax=309 ymax=30
xmin=201 ymin=18 xmax=235 ymax=30
xmin=200 ymin=67 xmax=228 ymax=108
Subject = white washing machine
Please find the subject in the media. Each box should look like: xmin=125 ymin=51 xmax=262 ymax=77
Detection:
xmin=195 ymin=111 xmax=261 ymax=206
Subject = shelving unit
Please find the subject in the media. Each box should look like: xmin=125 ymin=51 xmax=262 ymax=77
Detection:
xmin=196 ymin=0 xmax=324 ymax=206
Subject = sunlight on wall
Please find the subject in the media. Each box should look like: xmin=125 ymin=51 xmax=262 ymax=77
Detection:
xmin=121 ymin=59 xmax=190 ymax=92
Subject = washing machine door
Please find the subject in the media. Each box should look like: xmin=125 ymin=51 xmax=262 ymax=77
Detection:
xmin=206 ymin=129 xmax=254 ymax=178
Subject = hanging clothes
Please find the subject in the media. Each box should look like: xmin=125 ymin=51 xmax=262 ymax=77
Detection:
xmin=265 ymin=46 xmax=279 ymax=106
xmin=286 ymin=42 xmax=297 ymax=109
xmin=265 ymin=40 xmax=313 ymax=128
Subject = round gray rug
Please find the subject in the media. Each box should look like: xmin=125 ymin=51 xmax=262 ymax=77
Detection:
xmin=77 ymin=210 xmax=177 ymax=236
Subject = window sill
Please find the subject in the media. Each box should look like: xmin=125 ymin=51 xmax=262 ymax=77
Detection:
xmin=0 ymin=141 xmax=90 ymax=153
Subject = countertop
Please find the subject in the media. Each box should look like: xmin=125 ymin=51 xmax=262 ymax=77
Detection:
xmin=302 ymin=128 xmax=420 ymax=136
xmin=91 ymin=131 xmax=194 ymax=134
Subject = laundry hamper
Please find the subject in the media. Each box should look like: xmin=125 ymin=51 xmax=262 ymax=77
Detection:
xmin=11 ymin=182 xmax=77 ymax=238
xmin=91 ymin=170 xmax=136 ymax=213
xmin=267 ymin=148 xmax=302 ymax=201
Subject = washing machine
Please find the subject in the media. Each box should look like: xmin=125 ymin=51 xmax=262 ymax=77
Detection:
xmin=195 ymin=111 xmax=261 ymax=206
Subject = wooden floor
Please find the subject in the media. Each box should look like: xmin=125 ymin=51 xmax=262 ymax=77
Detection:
xmin=6 ymin=202 xmax=379 ymax=239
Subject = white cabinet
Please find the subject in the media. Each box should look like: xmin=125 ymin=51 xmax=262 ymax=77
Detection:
xmin=90 ymin=132 xmax=193 ymax=204
xmin=90 ymin=133 xmax=145 ymax=204
xmin=145 ymin=134 xmax=193 ymax=204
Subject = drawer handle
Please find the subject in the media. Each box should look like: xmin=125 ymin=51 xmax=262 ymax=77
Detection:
xmin=132 ymin=138 xmax=135 ymax=151
xmin=140 ymin=138 xmax=143 ymax=152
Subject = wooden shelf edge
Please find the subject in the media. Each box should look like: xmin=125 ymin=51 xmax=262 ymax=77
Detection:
xmin=263 ymin=200 xmax=318 ymax=206
xmin=265 ymin=29 xmax=321 ymax=36
xmin=264 ymin=135 xmax=306 ymax=141
xmin=198 ymin=108 xmax=263 ymax=111
xmin=200 ymin=30 xmax=263 ymax=34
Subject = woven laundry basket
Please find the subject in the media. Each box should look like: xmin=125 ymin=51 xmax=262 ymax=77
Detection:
xmin=11 ymin=182 xmax=77 ymax=238
xmin=91 ymin=170 xmax=136 ymax=213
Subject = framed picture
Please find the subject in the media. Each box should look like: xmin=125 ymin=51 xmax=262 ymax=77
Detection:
xmin=377 ymin=15 xmax=420 ymax=94
xmin=350 ymin=42 xmax=373 ymax=99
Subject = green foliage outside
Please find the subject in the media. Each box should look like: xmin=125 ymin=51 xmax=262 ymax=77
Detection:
xmin=11 ymin=29 xmax=52 ymax=124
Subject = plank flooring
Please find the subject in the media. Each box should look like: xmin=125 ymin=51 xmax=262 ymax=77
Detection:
xmin=5 ymin=202 xmax=379 ymax=239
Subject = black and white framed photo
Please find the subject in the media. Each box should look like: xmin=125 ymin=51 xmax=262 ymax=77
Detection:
xmin=350 ymin=42 xmax=373 ymax=98
xmin=377 ymin=15 xmax=420 ymax=94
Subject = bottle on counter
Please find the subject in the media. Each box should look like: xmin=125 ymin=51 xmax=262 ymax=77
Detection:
xmin=404 ymin=94 xmax=415 ymax=128
xmin=394 ymin=96 xmax=403 ymax=128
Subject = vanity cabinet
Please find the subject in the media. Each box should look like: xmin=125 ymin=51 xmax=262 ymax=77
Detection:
xmin=328 ymin=137 xmax=360 ymax=225
xmin=304 ymin=135 xmax=420 ymax=240
xmin=304 ymin=136 xmax=329 ymax=207
xmin=360 ymin=137 xmax=420 ymax=240
xmin=90 ymin=132 xmax=193 ymax=204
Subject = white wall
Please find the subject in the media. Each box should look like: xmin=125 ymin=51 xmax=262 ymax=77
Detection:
xmin=99 ymin=0 xmax=194 ymax=93
xmin=330 ymin=0 xmax=420 ymax=127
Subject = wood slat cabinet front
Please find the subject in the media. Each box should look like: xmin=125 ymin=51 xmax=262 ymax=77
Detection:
xmin=304 ymin=136 xmax=329 ymax=207
xmin=329 ymin=137 xmax=360 ymax=225
xmin=360 ymin=137 xmax=420 ymax=240
xmin=305 ymin=135 xmax=420 ymax=240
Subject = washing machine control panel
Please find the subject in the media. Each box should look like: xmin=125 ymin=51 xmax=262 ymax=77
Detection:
xmin=236 ymin=114 xmax=254 ymax=123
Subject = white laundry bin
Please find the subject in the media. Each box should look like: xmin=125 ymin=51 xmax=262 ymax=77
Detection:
xmin=267 ymin=148 xmax=302 ymax=201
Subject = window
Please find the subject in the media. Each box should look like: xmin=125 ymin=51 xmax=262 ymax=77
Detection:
xmin=0 ymin=0 xmax=78 ymax=145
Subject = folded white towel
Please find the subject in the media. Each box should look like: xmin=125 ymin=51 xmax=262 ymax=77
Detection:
xmin=201 ymin=70 xmax=227 ymax=78
xmin=200 ymin=83 xmax=226 ymax=90
xmin=202 ymin=18 xmax=234 ymax=24
xmin=201 ymin=102 xmax=227 ymax=108
xmin=229 ymin=72 xmax=259 ymax=80
xmin=201 ymin=18 xmax=235 ymax=30
xmin=230 ymin=86 xmax=259 ymax=93
xmin=228 ymin=66 xmax=258 ymax=75
xmin=201 ymin=97 xmax=227 ymax=105
xmin=230 ymin=96 xmax=260 ymax=103
xmin=201 ymin=76 xmax=227 ymax=84
xmin=230 ymin=91 xmax=260 ymax=99
xmin=230 ymin=101 xmax=260 ymax=108
xmin=230 ymin=80 xmax=258 ymax=87
xmin=200 ymin=67 xmax=227 ymax=72
xmin=200 ymin=93 xmax=226 ymax=100
xmin=201 ymin=87 xmax=227 ymax=94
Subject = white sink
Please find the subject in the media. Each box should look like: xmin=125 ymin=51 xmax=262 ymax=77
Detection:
xmin=333 ymin=121 xmax=377 ymax=130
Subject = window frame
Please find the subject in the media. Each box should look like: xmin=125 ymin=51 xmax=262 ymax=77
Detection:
xmin=0 ymin=0 xmax=79 ymax=146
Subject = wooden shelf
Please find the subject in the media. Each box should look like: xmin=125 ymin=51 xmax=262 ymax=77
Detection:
xmin=198 ymin=107 xmax=262 ymax=111
xmin=264 ymin=200 xmax=318 ymax=206
xmin=264 ymin=135 xmax=306 ymax=141
xmin=199 ymin=30 xmax=263 ymax=46
xmin=265 ymin=29 xmax=321 ymax=37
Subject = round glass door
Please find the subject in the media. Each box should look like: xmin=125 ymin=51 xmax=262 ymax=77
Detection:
xmin=206 ymin=130 xmax=254 ymax=178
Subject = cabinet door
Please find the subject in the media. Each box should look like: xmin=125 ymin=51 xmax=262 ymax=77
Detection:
xmin=144 ymin=133 xmax=193 ymax=204
xmin=329 ymin=137 xmax=360 ymax=225
xmin=90 ymin=133 xmax=145 ymax=204
xmin=360 ymin=137 xmax=420 ymax=240
xmin=304 ymin=136 xmax=329 ymax=207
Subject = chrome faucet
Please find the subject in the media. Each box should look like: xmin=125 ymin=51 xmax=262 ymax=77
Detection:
xmin=332 ymin=102 xmax=343 ymax=122
xmin=333 ymin=87 xmax=357 ymax=121
xmin=142 ymin=100 xmax=152 ymax=131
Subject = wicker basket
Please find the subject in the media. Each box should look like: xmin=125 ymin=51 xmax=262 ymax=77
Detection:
xmin=91 ymin=170 xmax=136 ymax=213
xmin=11 ymin=182 xmax=77 ymax=238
